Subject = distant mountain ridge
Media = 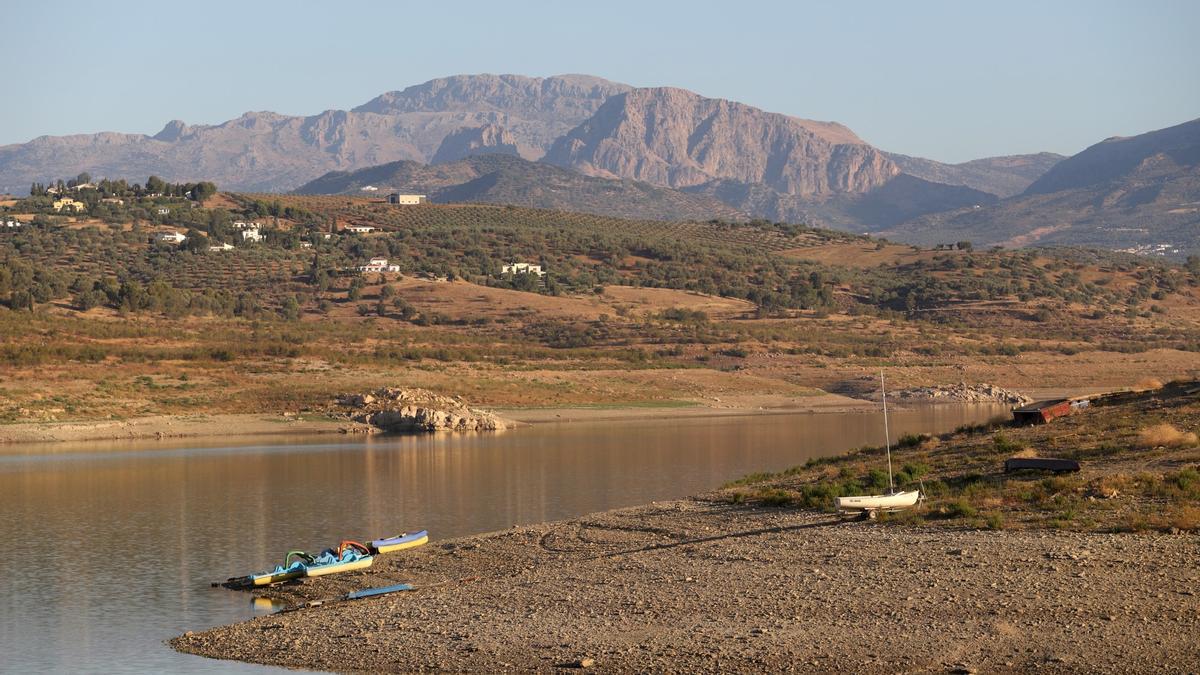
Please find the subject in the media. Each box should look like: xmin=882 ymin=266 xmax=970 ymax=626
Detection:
xmin=295 ymin=154 xmax=747 ymax=222
xmin=886 ymin=152 xmax=1066 ymax=198
xmin=0 ymin=74 xmax=629 ymax=193
xmin=25 ymin=72 xmax=1198 ymax=252
xmin=880 ymin=117 xmax=1200 ymax=252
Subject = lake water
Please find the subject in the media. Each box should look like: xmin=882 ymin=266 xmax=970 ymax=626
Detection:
xmin=0 ymin=406 xmax=1008 ymax=673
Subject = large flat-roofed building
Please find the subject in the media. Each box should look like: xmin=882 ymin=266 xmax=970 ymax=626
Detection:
xmin=387 ymin=193 xmax=427 ymax=205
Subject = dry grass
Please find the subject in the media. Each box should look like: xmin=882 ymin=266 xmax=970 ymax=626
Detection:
xmin=1137 ymin=423 xmax=1199 ymax=449
xmin=1168 ymin=505 xmax=1200 ymax=531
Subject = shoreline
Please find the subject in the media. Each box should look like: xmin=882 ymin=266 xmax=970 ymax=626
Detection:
xmin=172 ymin=498 xmax=1199 ymax=673
xmin=0 ymin=392 xmax=890 ymax=446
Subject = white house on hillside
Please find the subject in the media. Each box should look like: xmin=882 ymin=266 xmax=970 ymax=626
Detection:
xmin=502 ymin=262 xmax=545 ymax=277
xmin=345 ymin=225 xmax=375 ymax=234
xmin=3 ymin=219 xmax=23 ymax=228
xmin=240 ymin=227 xmax=263 ymax=243
xmin=208 ymin=242 xmax=234 ymax=251
xmin=357 ymin=257 xmax=401 ymax=273
xmin=156 ymin=231 xmax=187 ymax=244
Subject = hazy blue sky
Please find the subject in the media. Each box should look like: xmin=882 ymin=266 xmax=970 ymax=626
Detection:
xmin=4 ymin=0 xmax=1197 ymax=162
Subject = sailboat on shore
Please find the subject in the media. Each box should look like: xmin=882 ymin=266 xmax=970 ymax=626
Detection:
xmin=836 ymin=371 xmax=922 ymax=516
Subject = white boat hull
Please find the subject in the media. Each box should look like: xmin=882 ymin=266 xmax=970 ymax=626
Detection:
xmin=836 ymin=490 xmax=921 ymax=512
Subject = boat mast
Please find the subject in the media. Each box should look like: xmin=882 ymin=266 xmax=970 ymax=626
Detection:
xmin=881 ymin=369 xmax=893 ymax=492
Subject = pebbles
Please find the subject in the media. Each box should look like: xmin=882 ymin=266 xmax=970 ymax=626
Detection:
xmin=173 ymin=501 xmax=1199 ymax=673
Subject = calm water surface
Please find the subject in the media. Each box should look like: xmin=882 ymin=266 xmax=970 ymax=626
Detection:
xmin=0 ymin=406 xmax=1008 ymax=673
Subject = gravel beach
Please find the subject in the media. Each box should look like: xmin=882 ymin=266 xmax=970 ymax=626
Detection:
xmin=173 ymin=498 xmax=1199 ymax=673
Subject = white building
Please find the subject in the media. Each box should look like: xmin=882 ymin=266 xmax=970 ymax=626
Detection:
xmin=156 ymin=231 xmax=187 ymax=244
xmin=502 ymin=262 xmax=545 ymax=277
xmin=155 ymin=207 xmax=170 ymax=215
xmin=3 ymin=219 xmax=23 ymax=228
xmin=345 ymin=225 xmax=375 ymax=234
xmin=240 ymin=227 xmax=263 ymax=243
xmin=359 ymin=185 xmax=379 ymax=192
xmin=357 ymin=257 xmax=401 ymax=273
xmin=387 ymin=193 xmax=427 ymax=205
xmin=232 ymin=221 xmax=260 ymax=229
xmin=208 ymin=242 xmax=234 ymax=251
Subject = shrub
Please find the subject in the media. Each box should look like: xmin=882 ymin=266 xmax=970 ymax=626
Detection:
xmin=993 ymin=431 xmax=1025 ymax=454
xmin=943 ymin=499 xmax=977 ymax=519
xmin=755 ymin=488 xmax=795 ymax=506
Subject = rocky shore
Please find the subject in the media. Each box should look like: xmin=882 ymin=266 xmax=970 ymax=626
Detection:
xmin=334 ymin=387 xmax=512 ymax=433
xmin=173 ymin=499 xmax=1199 ymax=673
xmin=889 ymin=382 xmax=1033 ymax=406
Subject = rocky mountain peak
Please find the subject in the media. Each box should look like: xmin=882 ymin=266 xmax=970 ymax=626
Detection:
xmin=544 ymin=86 xmax=896 ymax=197
xmin=152 ymin=120 xmax=190 ymax=142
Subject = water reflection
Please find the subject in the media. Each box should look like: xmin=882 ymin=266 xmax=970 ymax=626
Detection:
xmin=0 ymin=405 xmax=1007 ymax=673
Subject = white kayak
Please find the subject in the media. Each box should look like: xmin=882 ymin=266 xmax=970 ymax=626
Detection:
xmin=836 ymin=490 xmax=921 ymax=513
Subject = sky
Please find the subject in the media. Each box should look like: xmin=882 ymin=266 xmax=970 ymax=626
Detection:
xmin=2 ymin=0 xmax=1198 ymax=162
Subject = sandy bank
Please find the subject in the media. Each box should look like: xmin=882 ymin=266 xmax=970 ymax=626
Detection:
xmin=0 ymin=393 xmax=885 ymax=446
xmin=174 ymin=499 xmax=1198 ymax=673
xmin=500 ymin=393 xmax=878 ymax=424
xmin=0 ymin=413 xmax=370 ymax=445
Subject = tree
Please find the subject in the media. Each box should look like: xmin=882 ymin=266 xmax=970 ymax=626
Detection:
xmin=280 ymin=296 xmax=301 ymax=321
xmin=146 ymin=176 xmax=166 ymax=195
xmin=1187 ymin=255 xmax=1200 ymax=275
xmin=956 ymin=241 xmax=973 ymax=251
xmin=190 ymin=181 xmax=217 ymax=203
xmin=183 ymin=228 xmax=208 ymax=252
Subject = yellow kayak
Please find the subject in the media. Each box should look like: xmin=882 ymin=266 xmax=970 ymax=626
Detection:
xmin=248 ymin=550 xmax=312 ymax=587
xmin=304 ymin=541 xmax=374 ymax=578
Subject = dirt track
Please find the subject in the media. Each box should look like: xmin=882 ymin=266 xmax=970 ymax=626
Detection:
xmin=173 ymin=499 xmax=1200 ymax=673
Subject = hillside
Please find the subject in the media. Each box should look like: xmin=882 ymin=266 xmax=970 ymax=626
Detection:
xmin=1 ymin=189 xmax=1199 ymax=425
xmin=295 ymin=154 xmax=748 ymax=221
xmin=882 ymin=118 xmax=1200 ymax=253
xmin=886 ymin=151 xmax=1065 ymax=197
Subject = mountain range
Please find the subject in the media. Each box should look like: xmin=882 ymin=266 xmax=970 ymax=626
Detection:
xmin=2 ymin=73 xmax=1197 ymax=253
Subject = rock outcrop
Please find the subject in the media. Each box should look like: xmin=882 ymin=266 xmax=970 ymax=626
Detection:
xmin=890 ymin=382 xmax=1032 ymax=406
xmin=335 ymin=388 xmax=510 ymax=433
xmin=544 ymin=87 xmax=899 ymax=197
xmin=431 ymin=124 xmax=521 ymax=164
